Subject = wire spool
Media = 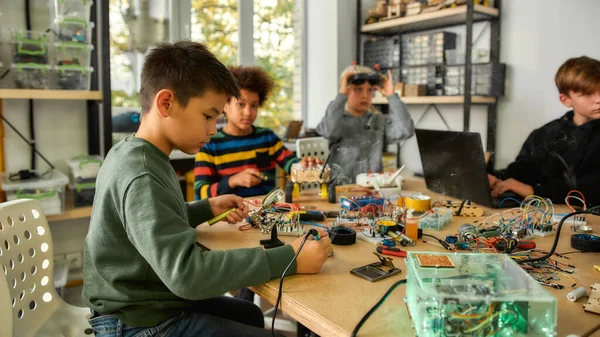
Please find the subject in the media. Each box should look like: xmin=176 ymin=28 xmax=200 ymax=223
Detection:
xmin=400 ymin=194 xmax=431 ymax=212
xmin=567 ymin=287 xmax=587 ymax=302
xmin=571 ymin=234 xmax=600 ymax=252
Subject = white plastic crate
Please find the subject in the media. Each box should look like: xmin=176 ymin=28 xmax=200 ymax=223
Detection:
xmin=51 ymin=65 xmax=93 ymax=90
xmin=53 ymin=17 xmax=94 ymax=44
xmin=66 ymin=155 xmax=102 ymax=183
xmin=69 ymin=183 xmax=95 ymax=207
xmin=1 ymin=169 xmax=69 ymax=216
xmin=11 ymin=30 xmax=50 ymax=64
xmin=11 ymin=63 xmax=50 ymax=89
xmin=54 ymin=42 xmax=93 ymax=67
xmin=50 ymin=0 xmax=93 ymax=23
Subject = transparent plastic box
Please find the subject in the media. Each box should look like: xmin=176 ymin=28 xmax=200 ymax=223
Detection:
xmin=50 ymin=0 xmax=92 ymax=23
xmin=11 ymin=30 xmax=50 ymax=64
xmin=54 ymin=42 xmax=93 ymax=67
xmin=1 ymin=169 xmax=69 ymax=216
xmin=418 ymin=207 xmax=452 ymax=231
xmin=66 ymin=155 xmax=102 ymax=184
xmin=11 ymin=63 xmax=50 ymax=89
xmin=405 ymin=252 xmax=557 ymax=337
xmin=53 ymin=17 xmax=94 ymax=44
xmin=70 ymin=183 xmax=95 ymax=207
xmin=51 ymin=65 xmax=93 ymax=90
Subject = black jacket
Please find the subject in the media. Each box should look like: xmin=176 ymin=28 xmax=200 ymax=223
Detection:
xmin=496 ymin=111 xmax=600 ymax=206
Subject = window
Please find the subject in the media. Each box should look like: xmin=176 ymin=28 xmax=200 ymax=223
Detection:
xmin=190 ymin=0 xmax=303 ymax=137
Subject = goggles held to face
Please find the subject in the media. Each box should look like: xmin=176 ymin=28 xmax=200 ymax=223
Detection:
xmin=348 ymin=72 xmax=382 ymax=86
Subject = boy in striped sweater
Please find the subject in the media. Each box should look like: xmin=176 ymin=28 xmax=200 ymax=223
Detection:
xmin=195 ymin=66 xmax=319 ymax=199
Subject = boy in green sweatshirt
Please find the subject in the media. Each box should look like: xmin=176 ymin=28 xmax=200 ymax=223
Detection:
xmin=82 ymin=41 xmax=332 ymax=337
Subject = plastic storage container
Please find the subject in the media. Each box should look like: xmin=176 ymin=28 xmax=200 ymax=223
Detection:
xmin=53 ymin=17 xmax=94 ymax=44
xmin=50 ymin=0 xmax=93 ymax=23
xmin=1 ymin=169 xmax=69 ymax=216
xmin=53 ymin=260 xmax=69 ymax=298
xmin=70 ymin=183 xmax=95 ymax=207
xmin=54 ymin=42 xmax=93 ymax=67
xmin=66 ymin=155 xmax=102 ymax=184
xmin=51 ymin=65 xmax=93 ymax=90
xmin=11 ymin=30 xmax=50 ymax=64
xmin=11 ymin=63 xmax=50 ymax=89
xmin=405 ymin=252 xmax=557 ymax=337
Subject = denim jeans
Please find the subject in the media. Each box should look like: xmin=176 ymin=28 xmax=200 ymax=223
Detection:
xmin=88 ymin=296 xmax=283 ymax=337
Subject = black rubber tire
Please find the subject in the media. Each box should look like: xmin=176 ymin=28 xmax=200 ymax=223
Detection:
xmin=571 ymin=234 xmax=600 ymax=252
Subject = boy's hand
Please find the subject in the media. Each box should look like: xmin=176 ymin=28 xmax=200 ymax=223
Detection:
xmin=292 ymin=229 xmax=332 ymax=274
xmin=488 ymin=174 xmax=501 ymax=189
xmin=339 ymin=71 xmax=355 ymax=95
xmin=300 ymin=156 xmax=323 ymax=169
xmin=208 ymin=195 xmax=249 ymax=223
xmin=491 ymin=178 xmax=533 ymax=198
xmin=229 ymin=168 xmax=263 ymax=189
xmin=375 ymin=70 xmax=395 ymax=97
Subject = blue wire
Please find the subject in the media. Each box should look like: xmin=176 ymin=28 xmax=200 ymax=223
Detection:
xmin=498 ymin=197 xmax=523 ymax=209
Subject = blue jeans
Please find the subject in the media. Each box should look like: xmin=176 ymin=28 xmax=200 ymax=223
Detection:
xmin=88 ymin=296 xmax=283 ymax=337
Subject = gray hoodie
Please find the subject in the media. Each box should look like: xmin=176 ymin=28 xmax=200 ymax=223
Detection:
xmin=316 ymin=93 xmax=414 ymax=183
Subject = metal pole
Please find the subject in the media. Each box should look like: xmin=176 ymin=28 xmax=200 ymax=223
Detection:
xmin=463 ymin=0 xmax=474 ymax=131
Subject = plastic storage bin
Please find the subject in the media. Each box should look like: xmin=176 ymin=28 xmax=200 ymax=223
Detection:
xmin=11 ymin=63 xmax=50 ymax=89
xmin=50 ymin=0 xmax=93 ymax=23
xmin=70 ymin=183 xmax=95 ymax=207
xmin=51 ymin=65 xmax=93 ymax=90
xmin=0 ymin=169 xmax=69 ymax=216
xmin=11 ymin=30 xmax=50 ymax=64
xmin=405 ymin=252 xmax=557 ymax=337
xmin=66 ymin=155 xmax=102 ymax=183
xmin=54 ymin=42 xmax=93 ymax=67
xmin=53 ymin=17 xmax=94 ymax=44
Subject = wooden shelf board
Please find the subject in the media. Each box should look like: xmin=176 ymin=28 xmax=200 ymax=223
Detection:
xmin=372 ymin=95 xmax=496 ymax=105
xmin=361 ymin=5 xmax=499 ymax=34
xmin=0 ymin=89 xmax=102 ymax=101
xmin=47 ymin=203 xmax=92 ymax=222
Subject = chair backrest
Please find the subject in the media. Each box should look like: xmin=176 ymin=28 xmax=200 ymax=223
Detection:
xmin=295 ymin=137 xmax=329 ymax=161
xmin=0 ymin=199 xmax=62 ymax=337
xmin=0 ymin=268 xmax=13 ymax=337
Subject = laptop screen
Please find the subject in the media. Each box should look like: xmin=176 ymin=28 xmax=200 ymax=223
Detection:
xmin=415 ymin=129 xmax=492 ymax=207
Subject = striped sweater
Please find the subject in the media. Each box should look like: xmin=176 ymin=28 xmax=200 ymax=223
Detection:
xmin=194 ymin=127 xmax=299 ymax=199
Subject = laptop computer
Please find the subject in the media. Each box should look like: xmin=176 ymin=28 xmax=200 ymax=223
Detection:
xmin=415 ymin=129 xmax=519 ymax=208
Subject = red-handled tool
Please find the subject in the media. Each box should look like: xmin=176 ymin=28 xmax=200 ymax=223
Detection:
xmin=376 ymin=246 xmax=407 ymax=257
xmin=518 ymin=240 xmax=536 ymax=250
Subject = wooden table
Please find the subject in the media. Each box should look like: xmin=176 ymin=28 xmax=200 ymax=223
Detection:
xmin=196 ymin=177 xmax=600 ymax=337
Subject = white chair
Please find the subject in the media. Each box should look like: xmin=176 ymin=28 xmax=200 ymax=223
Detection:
xmin=295 ymin=137 xmax=329 ymax=161
xmin=0 ymin=199 xmax=93 ymax=337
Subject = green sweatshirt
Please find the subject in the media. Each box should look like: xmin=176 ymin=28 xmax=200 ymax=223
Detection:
xmin=82 ymin=136 xmax=296 ymax=327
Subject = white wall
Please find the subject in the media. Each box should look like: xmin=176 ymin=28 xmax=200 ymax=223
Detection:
xmin=496 ymin=0 xmax=600 ymax=168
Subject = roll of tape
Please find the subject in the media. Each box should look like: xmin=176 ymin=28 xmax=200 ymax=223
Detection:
xmin=330 ymin=227 xmax=356 ymax=246
xmin=401 ymin=195 xmax=431 ymax=212
xmin=567 ymin=286 xmax=587 ymax=302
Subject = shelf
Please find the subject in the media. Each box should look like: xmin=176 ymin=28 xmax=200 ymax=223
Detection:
xmin=0 ymin=89 xmax=103 ymax=101
xmin=372 ymin=95 xmax=496 ymax=105
xmin=361 ymin=5 xmax=499 ymax=35
xmin=47 ymin=204 xmax=92 ymax=222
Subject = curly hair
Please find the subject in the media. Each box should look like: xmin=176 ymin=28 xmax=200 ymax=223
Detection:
xmin=228 ymin=66 xmax=274 ymax=106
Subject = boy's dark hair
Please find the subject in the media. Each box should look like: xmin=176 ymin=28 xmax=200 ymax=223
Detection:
xmin=555 ymin=56 xmax=600 ymax=95
xmin=140 ymin=41 xmax=240 ymax=115
xmin=228 ymin=66 xmax=274 ymax=106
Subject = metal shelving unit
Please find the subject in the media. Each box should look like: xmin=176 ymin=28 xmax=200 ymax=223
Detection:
xmin=357 ymin=0 xmax=503 ymax=167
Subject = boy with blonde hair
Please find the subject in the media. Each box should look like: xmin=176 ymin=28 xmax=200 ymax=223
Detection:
xmin=316 ymin=65 xmax=415 ymax=181
xmin=490 ymin=56 xmax=600 ymax=205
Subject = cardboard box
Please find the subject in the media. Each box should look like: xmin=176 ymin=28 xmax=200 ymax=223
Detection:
xmin=404 ymin=84 xmax=426 ymax=96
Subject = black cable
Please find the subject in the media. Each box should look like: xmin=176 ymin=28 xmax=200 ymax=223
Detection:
xmin=581 ymin=322 xmax=600 ymax=337
xmin=319 ymin=153 xmax=331 ymax=180
xmin=271 ymin=229 xmax=317 ymax=337
xmin=422 ymin=233 xmax=451 ymax=250
xmin=25 ymin=0 xmax=36 ymax=169
xmin=0 ymin=114 xmax=55 ymax=170
xmin=351 ymin=279 xmax=407 ymax=337
xmin=517 ymin=208 xmax=599 ymax=264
